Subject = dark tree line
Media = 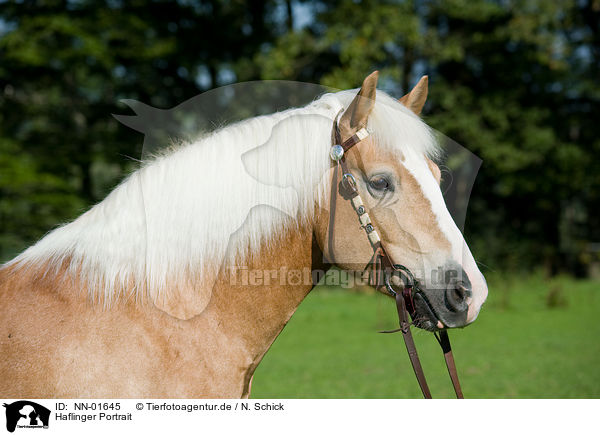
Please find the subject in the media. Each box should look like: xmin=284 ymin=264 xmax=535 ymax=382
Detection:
xmin=1 ymin=0 xmax=598 ymax=276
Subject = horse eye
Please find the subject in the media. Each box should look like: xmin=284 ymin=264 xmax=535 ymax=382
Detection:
xmin=369 ymin=176 xmax=390 ymax=191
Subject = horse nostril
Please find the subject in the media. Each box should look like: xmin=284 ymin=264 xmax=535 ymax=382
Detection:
xmin=454 ymin=287 xmax=464 ymax=302
xmin=445 ymin=284 xmax=469 ymax=312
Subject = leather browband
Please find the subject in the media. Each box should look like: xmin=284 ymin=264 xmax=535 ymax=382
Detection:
xmin=339 ymin=127 xmax=369 ymax=152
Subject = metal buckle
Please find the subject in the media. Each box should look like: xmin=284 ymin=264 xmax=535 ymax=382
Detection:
xmin=342 ymin=172 xmax=357 ymax=190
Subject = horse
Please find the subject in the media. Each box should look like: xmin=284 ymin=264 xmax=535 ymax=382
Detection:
xmin=0 ymin=72 xmax=487 ymax=398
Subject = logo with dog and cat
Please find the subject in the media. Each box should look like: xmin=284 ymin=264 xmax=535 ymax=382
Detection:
xmin=3 ymin=401 xmax=50 ymax=433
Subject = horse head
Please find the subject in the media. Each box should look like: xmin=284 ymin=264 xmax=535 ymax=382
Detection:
xmin=316 ymin=72 xmax=488 ymax=330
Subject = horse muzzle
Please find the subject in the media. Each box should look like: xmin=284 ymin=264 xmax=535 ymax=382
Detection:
xmin=410 ymin=263 xmax=472 ymax=330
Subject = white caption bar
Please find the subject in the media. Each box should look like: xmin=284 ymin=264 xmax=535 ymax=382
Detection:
xmin=0 ymin=399 xmax=596 ymax=435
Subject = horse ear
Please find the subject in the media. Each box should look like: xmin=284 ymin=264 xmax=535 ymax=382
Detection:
xmin=399 ymin=75 xmax=428 ymax=115
xmin=339 ymin=71 xmax=378 ymax=139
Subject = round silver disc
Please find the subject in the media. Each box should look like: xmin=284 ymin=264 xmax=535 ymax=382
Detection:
xmin=330 ymin=144 xmax=344 ymax=161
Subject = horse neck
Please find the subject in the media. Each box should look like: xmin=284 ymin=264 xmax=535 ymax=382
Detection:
xmin=206 ymin=221 xmax=326 ymax=379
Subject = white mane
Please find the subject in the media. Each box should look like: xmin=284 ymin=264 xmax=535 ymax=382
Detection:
xmin=6 ymin=89 xmax=438 ymax=303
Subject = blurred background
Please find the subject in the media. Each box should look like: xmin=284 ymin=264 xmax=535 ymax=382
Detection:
xmin=0 ymin=0 xmax=598 ymax=397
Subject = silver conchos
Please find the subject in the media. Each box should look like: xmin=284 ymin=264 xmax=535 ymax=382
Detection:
xmin=329 ymin=144 xmax=344 ymax=161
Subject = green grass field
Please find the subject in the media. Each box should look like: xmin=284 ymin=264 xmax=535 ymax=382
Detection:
xmin=251 ymin=273 xmax=600 ymax=398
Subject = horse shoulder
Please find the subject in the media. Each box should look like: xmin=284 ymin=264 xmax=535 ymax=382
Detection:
xmin=0 ymin=264 xmax=245 ymax=397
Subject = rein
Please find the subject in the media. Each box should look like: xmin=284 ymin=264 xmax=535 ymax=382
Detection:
xmin=329 ymin=115 xmax=464 ymax=399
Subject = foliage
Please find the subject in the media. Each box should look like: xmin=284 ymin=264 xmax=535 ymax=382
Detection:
xmin=254 ymin=0 xmax=600 ymax=274
xmin=0 ymin=0 xmax=278 ymax=260
xmin=0 ymin=0 xmax=599 ymax=274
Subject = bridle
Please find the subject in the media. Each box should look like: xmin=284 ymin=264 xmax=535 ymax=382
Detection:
xmin=328 ymin=113 xmax=464 ymax=399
